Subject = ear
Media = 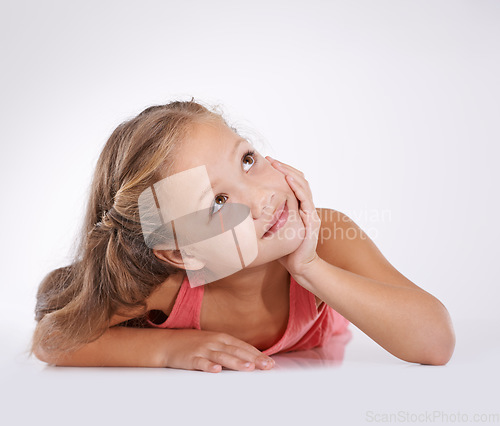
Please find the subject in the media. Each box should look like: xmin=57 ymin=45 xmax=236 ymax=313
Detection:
xmin=153 ymin=249 xmax=205 ymax=271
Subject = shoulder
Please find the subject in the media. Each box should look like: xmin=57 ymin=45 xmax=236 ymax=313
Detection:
xmin=315 ymin=207 xmax=421 ymax=290
xmin=110 ymin=273 xmax=185 ymax=327
xmin=146 ymin=272 xmax=185 ymax=314
xmin=316 ymin=208 xmax=348 ymax=263
xmin=315 ymin=207 xmax=363 ymax=270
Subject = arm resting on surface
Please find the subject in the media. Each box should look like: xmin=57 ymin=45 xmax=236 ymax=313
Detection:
xmin=34 ymin=326 xmax=173 ymax=368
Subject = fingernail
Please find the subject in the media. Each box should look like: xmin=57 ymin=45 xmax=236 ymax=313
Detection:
xmin=258 ymin=357 xmax=269 ymax=366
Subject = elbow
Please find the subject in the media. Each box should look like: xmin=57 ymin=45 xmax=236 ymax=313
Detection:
xmin=401 ymin=326 xmax=455 ymax=366
xmin=422 ymin=337 xmax=455 ymax=366
xmin=33 ymin=345 xmax=57 ymax=365
xmin=397 ymin=302 xmax=456 ymax=366
xmin=420 ymin=305 xmax=456 ymax=366
xmin=428 ymin=328 xmax=456 ymax=366
xmin=33 ymin=346 xmax=49 ymax=364
xmin=421 ymin=341 xmax=455 ymax=366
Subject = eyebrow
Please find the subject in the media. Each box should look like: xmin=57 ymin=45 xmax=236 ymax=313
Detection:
xmin=198 ymin=138 xmax=246 ymax=203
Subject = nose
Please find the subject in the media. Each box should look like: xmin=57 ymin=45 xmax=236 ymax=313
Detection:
xmin=249 ymin=186 xmax=275 ymax=221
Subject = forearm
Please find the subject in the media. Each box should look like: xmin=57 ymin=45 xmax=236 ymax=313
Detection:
xmin=293 ymin=258 xmax=455 ymax=365
xmin=35 ymin=326 xmax=173 ymax=368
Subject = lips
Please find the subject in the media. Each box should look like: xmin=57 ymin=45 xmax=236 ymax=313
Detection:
xmin=263 ymin=201 xmax=288 ymax=238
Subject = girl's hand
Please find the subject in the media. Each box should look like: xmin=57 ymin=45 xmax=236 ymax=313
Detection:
xmin=265 ymin=156 xmax=322 ymax=277
xmin=162 ymin=328 xmax=275 ymax=373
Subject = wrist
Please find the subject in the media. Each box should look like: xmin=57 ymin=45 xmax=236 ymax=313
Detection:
xmin=155 ymin=328 xmax=177 ymax=368
xmin=293 ymin=255 xmax=324 ymax=286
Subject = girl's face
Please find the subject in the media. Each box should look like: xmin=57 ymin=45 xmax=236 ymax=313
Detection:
xmin=169 ymin=120 xmax=305 ymax=268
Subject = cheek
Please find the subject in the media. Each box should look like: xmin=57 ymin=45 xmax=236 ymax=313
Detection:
xmin=262 ymin=161 xmax=282 ymax=177
xmin=262 ymin=163 xmax=290 ymax=190
xmin=248 ymin=217 xmax=305 ymax=266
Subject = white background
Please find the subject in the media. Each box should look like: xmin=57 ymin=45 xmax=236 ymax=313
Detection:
xmin=1 ymin=1 xmax=499 ymax=425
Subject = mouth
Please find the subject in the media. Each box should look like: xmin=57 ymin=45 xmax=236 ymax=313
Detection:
xmin=263 ymin=201 xmax=288 ymax=238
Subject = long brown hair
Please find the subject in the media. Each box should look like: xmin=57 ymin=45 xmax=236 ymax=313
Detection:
xmin=30 ymin=99 xmax=227 ymax=360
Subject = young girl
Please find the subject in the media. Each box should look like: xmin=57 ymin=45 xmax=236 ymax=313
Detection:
xmin=30 ymin=99 xmax=455 ymax=372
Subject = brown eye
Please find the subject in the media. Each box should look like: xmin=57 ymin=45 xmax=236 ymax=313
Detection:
xmin=211 ymin=195 xmax=228 ymax=216
xmin=243 ymin=154 xmax=255 ymax=166
xmin=242 ymin=151 xmax=257 ymax=171
xmin=215 ymin=195 xmax=227 ymax=205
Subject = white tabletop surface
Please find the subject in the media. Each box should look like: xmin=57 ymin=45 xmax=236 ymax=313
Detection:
xmin=3 ymin=317 xmax=498 ymax=426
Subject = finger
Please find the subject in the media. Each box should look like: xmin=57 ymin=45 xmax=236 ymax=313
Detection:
xmin=266 ymin=156 xmax=305 ymax=177
xmin=300 ymin=210 xmax=322 ymax=239
xmin=285 ymin=173 xmax=314 ymax=201
xmin=267 ymin=158 xmax=313 ymax=201
xmin=287 ymin=175 xmax=316 ymax=214
xmin=209 ymin=350 xmax=258 ymax=372
xmin=266 ymin=156 xmax=304 ymax=176
xmin=223 ymin=345 xmax=274 ymax=370
xmin=300 ymin=208 xmax=322 ymax=231
xmin=222 ymin=334 xmax=274 ymax=364
xmin=266 ymin=158 xmax=305 ymax=189
xmin=192 ymin=356 xmax=222 ymax=373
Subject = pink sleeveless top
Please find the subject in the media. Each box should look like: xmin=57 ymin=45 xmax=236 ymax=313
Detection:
xmin=145 ymin=273 xmax=350 ymax=356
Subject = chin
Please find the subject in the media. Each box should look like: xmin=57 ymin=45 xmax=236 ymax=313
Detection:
xmin=248 ymin=222 xmax=305 ymax=266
